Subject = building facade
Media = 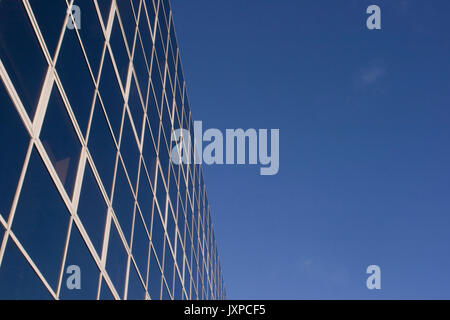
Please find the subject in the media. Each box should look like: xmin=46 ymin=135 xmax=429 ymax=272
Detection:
xmin=0 ymin=0 xmax=225 ymax=300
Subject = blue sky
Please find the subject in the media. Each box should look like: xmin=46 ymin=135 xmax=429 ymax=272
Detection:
xmin=171 ymin=0 xmax=450 ymax=299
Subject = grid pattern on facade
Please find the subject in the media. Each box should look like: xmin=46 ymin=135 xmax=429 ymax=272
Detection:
xmin=0 ymin=0 xmax=225 ymax=300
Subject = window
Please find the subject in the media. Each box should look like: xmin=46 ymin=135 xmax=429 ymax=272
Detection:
xmin=137 ymin=165 xmax=154 ymax=229
xmin=105 ymin=222 xmax=127 ymax=299
xmin=73 ymin=0 xmax=105 ymax=75
xmin=163 ymin=239 xmax=174 ymax=295
xmin=59 ymin=224 xmax=100 ymax=300
xmin=112 ymin=160 xmax=135 ymax=244
xmin=87 ymin=98 xmax=117 ymax=195
xmin=0 ymin=239 xmax=53 ymax=299
xmin=127 ymin=76 xmax=145 ymax=140
xmin=96 ymin=0 xmax=113 ymax=26
xmin=99 ymin=277 xmax=115 ymax=300
xmin=148 ymin=246 xmax=162 ymax=299
xmin=131 ymin=210 xmax=150 ymax=278
xmin=29 ymin=0 xmax=67 ymax=57
xmin=40 ymin=85 xmax=82 ymax=198
xmin=11 ymin=149 xmax=70 ymax=290
xmin=109 ymin=15 xmax=130 ymax=86
xmin=119 ymin=113 xmax=140 ymax=189
xmin=151 ymin=209 xmax=164 ymax=265
xmin=57 ymin=24 xmax=95 ymax=137
xmin=77 ymin=162 xmax=108 ymax=255
xmin=127 ymin=262 xmax=146 ymax=300
xmin=98 ymin=50 xmax=124 ymax=140
xmin=0 ymin=0 xmax=47 ymax=118
xmin=133 ymin=38 xmax=150 ymax=105
xmin=0 ymin=83 xmax=29 ymax=219
xmin=116 ymin=0 xmax=136 ymax=51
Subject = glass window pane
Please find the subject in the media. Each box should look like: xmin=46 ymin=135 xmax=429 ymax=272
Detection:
xmin=163 ymin=240 xmax=174 ymax=296
xmin=98 ymin=50 xmax=124 ymax=140
xmin=143 ymin=121 xmax=158 ymax=187
xmin=131 ymin=210 xmax=150 ymax=278
xmin=127 ymin=262 xmax=146 ymax=300
xmin=155 ymin=168 xmax=167 ymax=219
xmin=29 ymin=0 xmax=67 ymax=56
xmin=137 ymin=164 xmax=153 ymax=229
xmin=151 ymin=208 xmax=164 ymax=266
xmin=105 ymin=222 xmax=127 ymax=299
xmin=0 ymin=0 xmax=48 ymax=117
xmin=128 ymin=75 xmax=145 ymax=135
xmin=138 ymin=6 xmax=153 ymax=65
xmin=161 ymin=281 xmax=170 ymax=300
xmin=174 ymin=272 xmax=182 ymax=300
xmin=99 ymin=277 xmax=115 ymax=300
xmin=116 ymin=0 xmax=136 ymax=50
xmin=109 ymin=15 xmax=129 ymax=86
xmin=57 ymin=24 xmax=95 ymax=137
xmin=11 ymin=149 xmax=70 ymax=290
xmin=59 ymin=224 xmax=100 ymax=300
xmin=167 ymin=208 xmax=175 ymax=249
xmin=120 ymin=113 xmax=140 ymax=189
xmin=73 ymin=0 xmax=105 ymax=75
xmin=40 ymin=85 xmax=82 ymax=198
xmin=147 ymin=90 xmax=160 ymax=143
xmin=77 ymin=162 xmax=108 ymax=255
xmin=87 ymin=98 xmax=117 ymax=195
xmin=148 ymin=246 xmax=161 ymax=300
xmin=150 ymin=52 xmax=163 ymax=110
xmin=0 ymin=83 xmax=29 ymax=218
xmin=112 ymin=161 xmax=135 ymax=244
xmin=96 ymin=0 xmax=112 ymax=26
xmin=0 ymin=239 xmax=53 ymax=299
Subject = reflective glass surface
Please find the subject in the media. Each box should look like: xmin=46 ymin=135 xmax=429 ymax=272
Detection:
xmin=0 ymin=0 xmax=225 ymax=300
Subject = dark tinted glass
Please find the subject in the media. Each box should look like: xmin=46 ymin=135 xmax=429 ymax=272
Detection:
xmin=11 ymin=149 xmax=70 ymax=290
xmin=131 ymin=43 xmax=149 ymax=115
xmin=143 ymin=122 xmax=158 ymax=187
xmin=127 ymin=262 xmax=146 ymax=300
xmin=0 ymin=239 xmax=53 ymax=299
xmin=155 ymin=168 xmax=167 ymax=219
xmin=105 ymin=222 xmax=127 ymax=299
xmin=57 ymin=25 xmax=95 ymax=137
xmin=98 ymin=50 xmax=124 ymax=140
xmin=77 ymin=162 xmax=108 ymax=254
xmin=163 ymin=240 xmax=174 ymax=295
xmin=0 ymin=83 xmax=29 ymax=219
xmin=128 ymin=75 xmax=145 ymax=133
xmin=96 ymin=0 xmax=112 ymax=26
xmin=59 ymin=225 xmax=100 ymax=299
xmin=29 ymin=0 xmax=67 ymax=57
xmin=174 ymin=272 xmax=182 ymax=300
xmin=116 ymin=0 xmax=136 ymax=50
xmin=151 ymin=210 xmax=164 ymax=264
xmin=40 ymin=85 xmax=81 ymax=197
xmin=109 ymin=16 xmax=130 ymax=85
xmin=138 ymin=3 xmax=154 ymax=65
xmin=137 ymin=165 xmax=153 ymax=228
xmin=120 ymin=113 xmax=140 ymax=189
xmin=73 ymin=0 xmax=105 ymax=75
xmin=131 ymin=210 xmax=150 ymax=277
xmin=99 ymin=278 xmax=115 ymax=300
xmin=87 ymin=98 xmax=117 ymax=195
xmin=148 ymin=246 xmax=162 ymax=299
xmin=0 ymin=0 xmax=47 ymax=118
xmin=113 ymin=161 xmax=135 ymax=244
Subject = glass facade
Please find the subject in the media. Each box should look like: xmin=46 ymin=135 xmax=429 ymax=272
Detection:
xmin=0 ymin=0 xmax=225 ymax=300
